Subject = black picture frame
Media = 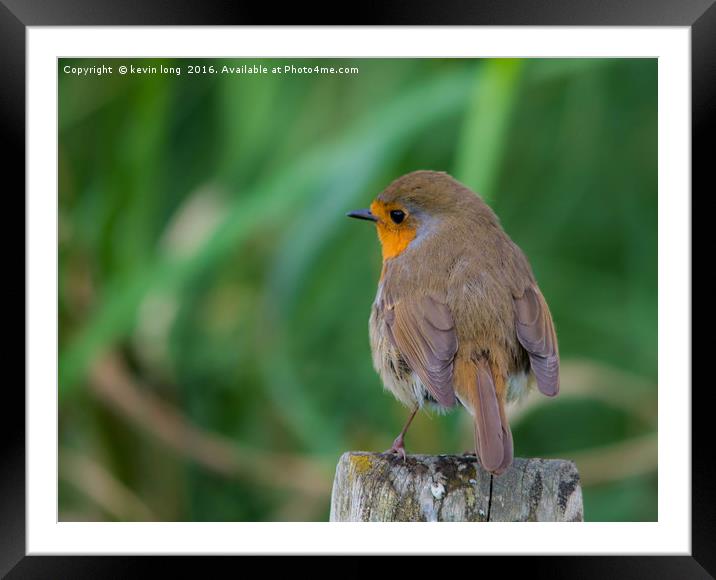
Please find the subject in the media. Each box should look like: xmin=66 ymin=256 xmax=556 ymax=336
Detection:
xmin=5 ymin=0 xmax=708 ymax=575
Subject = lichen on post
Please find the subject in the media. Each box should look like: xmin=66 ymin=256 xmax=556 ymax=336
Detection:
xmin=329 ymin=452 xmax=583 ymax=522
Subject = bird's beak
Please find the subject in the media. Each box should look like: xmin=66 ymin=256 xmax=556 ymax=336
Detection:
xmin=346 ymin=208 xmax=378 ymax=222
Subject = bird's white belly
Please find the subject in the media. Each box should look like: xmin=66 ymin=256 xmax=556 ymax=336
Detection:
xmin=506 ymin=371 xmax=530 ymax=402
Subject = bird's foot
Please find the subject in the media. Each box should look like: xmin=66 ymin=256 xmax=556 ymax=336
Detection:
xmin=383 ymin=436 xmax=408 ymax=462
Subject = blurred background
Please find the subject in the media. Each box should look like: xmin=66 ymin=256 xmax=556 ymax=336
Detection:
xmin=58 ymin=58 xmax=657 ymax=522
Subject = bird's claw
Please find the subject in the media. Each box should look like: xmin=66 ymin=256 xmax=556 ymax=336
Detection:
xmin=383 ymin=437 xmax=408 ymax=462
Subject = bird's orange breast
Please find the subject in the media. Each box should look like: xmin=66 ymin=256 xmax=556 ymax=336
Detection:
xmin=370 ymin=200 xmax=417 ymax=262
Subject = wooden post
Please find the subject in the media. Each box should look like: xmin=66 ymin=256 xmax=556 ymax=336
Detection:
xmin=329 ymin=452 xmax=583 ymax=522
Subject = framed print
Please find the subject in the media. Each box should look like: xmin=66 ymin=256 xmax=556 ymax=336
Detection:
xmin=5 ymin=0 xmax=709 ymax=575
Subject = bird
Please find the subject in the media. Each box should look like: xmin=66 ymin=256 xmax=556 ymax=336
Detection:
xmin=346 ymin=170 xmax=559 ymax=476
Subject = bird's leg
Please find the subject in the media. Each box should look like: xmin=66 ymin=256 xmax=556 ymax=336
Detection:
xmin=384 ymin=406 xmax=419 ymax=461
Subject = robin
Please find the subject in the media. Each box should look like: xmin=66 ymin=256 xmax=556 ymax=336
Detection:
xmin=347 ymin=170 xmax=559 ymax=476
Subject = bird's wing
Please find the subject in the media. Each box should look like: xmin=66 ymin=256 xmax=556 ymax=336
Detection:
xmin=513 ymin=286 xmax=560 ymax=396
xmin=383 ymin=295 xmax=458 ymax=408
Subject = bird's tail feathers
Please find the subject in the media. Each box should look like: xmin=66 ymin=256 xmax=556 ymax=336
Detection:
xmin=471 ymin=357 xmax=513 ymax=476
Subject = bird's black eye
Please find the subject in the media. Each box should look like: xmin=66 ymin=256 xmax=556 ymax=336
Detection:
xmin=390 ymin=210 xmax=405 ymax=224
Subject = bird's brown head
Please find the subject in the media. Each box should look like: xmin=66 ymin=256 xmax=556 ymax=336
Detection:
xmin=346 ymin=170 xmax=489 ymax=262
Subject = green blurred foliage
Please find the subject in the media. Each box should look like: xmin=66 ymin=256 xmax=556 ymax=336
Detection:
xmin=58 ymin=58 xmax=657 ymax=522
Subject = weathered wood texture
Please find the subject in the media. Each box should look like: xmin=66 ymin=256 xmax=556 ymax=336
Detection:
xmin=330 ymin=452 xmax=583 ymax=522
